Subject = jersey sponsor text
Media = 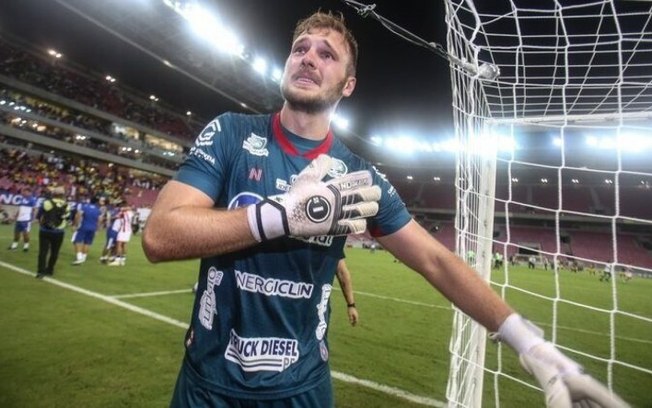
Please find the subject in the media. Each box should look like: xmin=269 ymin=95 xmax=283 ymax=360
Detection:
xmin=225 ymin=329 xmax=299 ymax=372
xmin=189 ymin=147 xmax=216 ymax=165
xmin=235 ymin=270 xmax=313 ymax=299
xmin=199 ymin=267 xmax=224 ymax=330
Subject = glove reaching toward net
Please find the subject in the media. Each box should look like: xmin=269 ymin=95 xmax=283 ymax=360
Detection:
xmin=247 ymin=154 xmax=381 ymax=241
xmin=495 ymin=314 xmax=630 ymax=408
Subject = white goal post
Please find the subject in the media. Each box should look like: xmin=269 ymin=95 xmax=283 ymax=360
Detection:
xmin=444 ymin=1 xmax=652 ymax=407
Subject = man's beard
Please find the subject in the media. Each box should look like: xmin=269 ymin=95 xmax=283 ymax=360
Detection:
xmin=281 ymin=77 xmax=347 ymax=114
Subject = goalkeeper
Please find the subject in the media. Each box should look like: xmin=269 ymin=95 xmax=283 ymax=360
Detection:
xmin=143 ymin=10 xmax=628 ymax=408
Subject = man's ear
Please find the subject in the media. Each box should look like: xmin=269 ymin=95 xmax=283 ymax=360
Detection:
xmin=342 ymin=76 xmax=356 ymax=97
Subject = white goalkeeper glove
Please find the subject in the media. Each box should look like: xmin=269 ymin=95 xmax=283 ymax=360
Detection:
xmin=495 ymin=314 xmax=630 ymax=408
xmin=247 ymin=154 xmax=381 ymax=241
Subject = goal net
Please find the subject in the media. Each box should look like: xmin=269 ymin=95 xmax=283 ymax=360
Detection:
xmin=443 ymin=1 xmax=652 ymax=407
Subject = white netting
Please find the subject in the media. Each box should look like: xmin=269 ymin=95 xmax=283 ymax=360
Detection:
xmin=444 ymin=1 xmax=652 ymax=407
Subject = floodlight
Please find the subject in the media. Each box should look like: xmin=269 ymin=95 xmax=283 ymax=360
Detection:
xmin=252 ymin=57 xmax=268 ymax=75
xmin=184 ymin=6 xmax=244 ymax=56
xmin=331 ymin=114 xmax=349 ymax=130
xmin=47 ymin=49 xmax=62 ymax=58
xmin=271 ymin=68 xmax=283 ymax=82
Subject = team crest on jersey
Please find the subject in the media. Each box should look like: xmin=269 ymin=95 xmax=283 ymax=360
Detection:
xmin=243 ymin=133 xmax=269 ymax=156
xmin=196 ymin=120 xmax=220 ymax=147
xmin=328 ymin=158 xmax=348 ymax=178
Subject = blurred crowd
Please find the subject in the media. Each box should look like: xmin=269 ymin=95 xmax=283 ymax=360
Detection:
xmin=0 ymin=147 xmax=166 ymax=206
xmin=0 ymin=39 xmax=202 ymax=141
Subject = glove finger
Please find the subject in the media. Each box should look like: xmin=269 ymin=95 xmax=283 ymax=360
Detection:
xmin=341 ymin=201 xmax=379 ymax=220
xmin=571 ymin=401 xmax=592 ymax=408
xmin=295 ymin=154 xmax=333 ymax=184
xmin=327 ymin=170 xmax=373 ymax=191
xmin=521 ymin=353 xmax=572 ymax=408
xmin=341 ymin=185 xmax=382 ymax=206
xmin=337 ymin=218 xmax=367 ymax=235
xmin=565 ymin=375 xmax=630 ymax=408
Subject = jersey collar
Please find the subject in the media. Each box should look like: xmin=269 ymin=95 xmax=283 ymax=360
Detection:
xmin=272 ymin=112 xmax=333 ymax=159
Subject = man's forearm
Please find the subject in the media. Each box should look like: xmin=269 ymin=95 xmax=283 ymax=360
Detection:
xmin=143 ymin=206 xmax=258 ymax=262
xmin=430 ymin=251 xmax=513 ymax=332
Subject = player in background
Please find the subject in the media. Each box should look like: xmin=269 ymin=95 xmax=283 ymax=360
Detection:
xmin=599 ymin=262 xmax=613 ymax=282
xmin=143 ymin=11 xmax=628 ymax=408
xmin=36 ymin=186 xmax=68 ymax=279
xmin=131 ymin=210 xmax=141 ymax=235
xmin=71 ymin=195 xmax=102 ymax=265
xmin=8 ymin=186 xmax=37 ymax=252
xmin=335 ymin=259 xmax=358 ymax=326
xmin=99 ymin=202 xmax=120 ymax=263
xmin=622 ymin=267 xmax=633 ymax=282
xmin=109 ymin=203 xmax=134 ymax=266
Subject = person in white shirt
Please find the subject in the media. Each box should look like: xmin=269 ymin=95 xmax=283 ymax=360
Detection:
xmin=109 ymin=203 xmax=134 ymax=266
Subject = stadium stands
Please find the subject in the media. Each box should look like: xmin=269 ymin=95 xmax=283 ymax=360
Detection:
xmin=1 ymin=34 xmax=650 ymax=272
xmin=0 ymin=39 xmax=202 ymax=142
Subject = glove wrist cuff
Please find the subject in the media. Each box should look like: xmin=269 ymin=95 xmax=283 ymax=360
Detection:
xmin=247 ymin=204 xmax=263 ymax=242
xmin=495 ymin=313 xmax=545 ymax=354
xmin=247 ymin=200 xmax=287 ymax=242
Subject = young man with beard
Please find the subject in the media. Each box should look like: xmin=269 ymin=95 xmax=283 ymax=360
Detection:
xmin=143 ymin=11 xmax=626 ymax=408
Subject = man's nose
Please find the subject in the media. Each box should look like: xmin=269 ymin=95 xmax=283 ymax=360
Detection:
xmin=300 ymin=50 xmax=317 ymax=69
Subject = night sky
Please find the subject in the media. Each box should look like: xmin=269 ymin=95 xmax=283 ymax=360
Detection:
xmin=2 ymin=0 xmax=650 ymax=174
xmin=0 ymin=0 xmax=453 ymax=146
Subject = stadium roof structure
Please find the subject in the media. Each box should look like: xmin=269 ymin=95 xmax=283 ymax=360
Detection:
xmin=3 ymin=0 xmax=282 ymax=118
xmin=1 ymin=0 xmax=651 ymax=174
xmin=43 ymin=0 xmax=285 ymax=115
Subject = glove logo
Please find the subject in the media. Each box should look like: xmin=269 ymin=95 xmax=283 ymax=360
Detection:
xmin=305 ymin=196 xmax=330 ymax=223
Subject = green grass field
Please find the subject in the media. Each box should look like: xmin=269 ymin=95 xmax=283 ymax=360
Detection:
xmin=0 ymin=224 xmax=650 ymax=407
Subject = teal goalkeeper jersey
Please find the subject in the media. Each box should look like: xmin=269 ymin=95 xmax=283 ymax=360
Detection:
xmin=174 ymin=112 xmax=412 ymax=399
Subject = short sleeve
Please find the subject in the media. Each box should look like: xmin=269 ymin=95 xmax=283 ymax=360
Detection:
xmin=367 ymin=165 xmax=412 ymax=237
xmin=175 ymin=114 xmax=236 ymax=201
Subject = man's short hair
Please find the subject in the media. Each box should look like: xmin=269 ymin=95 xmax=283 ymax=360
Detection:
xmin=293 ymin=11 xmax=358 ymax=76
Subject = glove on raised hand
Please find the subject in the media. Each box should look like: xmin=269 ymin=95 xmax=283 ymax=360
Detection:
xmin=496 ymin=314 xmax=630 ymax=408
xmin=247 ymin=154 xmax=381 ymax=241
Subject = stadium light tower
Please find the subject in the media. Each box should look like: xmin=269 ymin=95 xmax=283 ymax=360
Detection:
xmin=252 ymin=57 xmax=268 ymax=75
xmin=47 ymin=49 xmax=63 ymax=59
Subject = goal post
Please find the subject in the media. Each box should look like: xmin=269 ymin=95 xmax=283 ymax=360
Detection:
xmin=443 ymin=1 xmax=652 ymax=407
